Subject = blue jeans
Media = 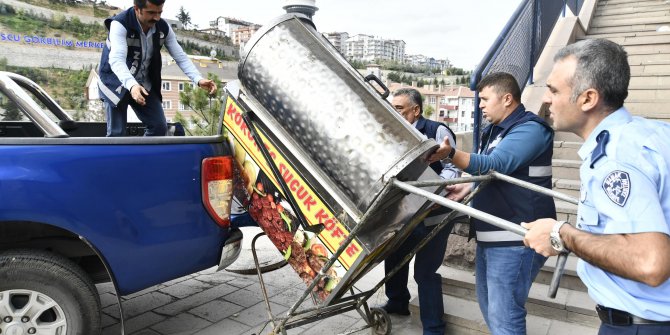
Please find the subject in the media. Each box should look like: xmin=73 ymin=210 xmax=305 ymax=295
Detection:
xmin=475 ymin=245 xmax=547 ymax=335
xmin=105 ymin=90 xmax=167 ymax=136
xmin=385 ymin=220 xmax=455 ymax=335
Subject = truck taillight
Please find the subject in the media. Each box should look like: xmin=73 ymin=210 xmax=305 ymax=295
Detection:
xmin=202 ymin=156 xmax=234 ymax=228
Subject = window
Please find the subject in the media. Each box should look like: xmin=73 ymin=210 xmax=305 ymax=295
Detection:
xmin=439 ymin=110 xmax=444 ymax=117
xmin=162 ymin=100 xmax=172 ymax=109
xmin=471 ymin=112 xmax=474 ymax=118
xmin=429 ymin=96 xmax=436 ymax=104
xmin=461 ymin=111 xmax=465 ymax=117
xmin=179 ymin=102 xmax=188 ymax=111
xmin=178 ymin=82 xmax=185 ymax=91
xmin=162 ymin=81 xmax=171 ymax=91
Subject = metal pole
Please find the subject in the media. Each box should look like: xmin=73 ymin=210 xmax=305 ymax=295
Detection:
xmin=529 ymin=0 xmax=538 ymax=85
xmin=490 ymin=171 xmax=578 ymax=204
xmin=473 ymin=90 xmax=481 ymax=153
xmin=394 ymin=175 xmax=569 ymax=298
xmin=0 ymin=72 xmax=68 ymax=138
xmin=361 ymin=178 xmax=489 ymax=304
xmin=251 ymin=233 xmax=277 ymax=329
xmin=393 ymin=179 xmax=527 ymax=236
xmin=404 ymin=174 xmax=493 ymax=188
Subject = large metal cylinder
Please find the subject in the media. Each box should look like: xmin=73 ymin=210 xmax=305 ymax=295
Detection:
xmin=238 ymin=14 xmax=436 ymax=218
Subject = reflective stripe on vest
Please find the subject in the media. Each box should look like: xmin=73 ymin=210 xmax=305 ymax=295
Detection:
xmin=529 ymin=165 xmax=552 ymax=177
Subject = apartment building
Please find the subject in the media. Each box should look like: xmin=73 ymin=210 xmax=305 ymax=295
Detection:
xmin=210 ymin=17 xmax=257 ymax=38
xmin=232 ymin=25 xmax=261 ymax=46
xmin=323 ymin=32 xmax=349 ymax=53
xmin=440 ymin=86 xmax=475 ymax=131
xmin=344 ymin=34 xmax=405 ymax=62
xmin=404 ymin=54 xmax=450 ymax=72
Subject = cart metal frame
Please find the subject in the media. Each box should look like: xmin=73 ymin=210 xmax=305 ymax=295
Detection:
xmin=247 ymin=170 xmax=578 ymax=335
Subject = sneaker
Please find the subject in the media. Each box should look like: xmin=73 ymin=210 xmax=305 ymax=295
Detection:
xmin=379 ymin=302 xmax=410 ymax=316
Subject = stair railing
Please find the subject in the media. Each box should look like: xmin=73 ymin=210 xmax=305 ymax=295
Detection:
xmin=470 ymin=0 xmax=582 ymax=152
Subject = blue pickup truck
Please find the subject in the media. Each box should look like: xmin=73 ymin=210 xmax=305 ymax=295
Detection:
xmin=0 ymin=71 xmax=242 ymax=334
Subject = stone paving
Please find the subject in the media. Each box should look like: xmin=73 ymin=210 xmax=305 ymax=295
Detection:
xmin=100 ymin=228 xmax=423 ymax=335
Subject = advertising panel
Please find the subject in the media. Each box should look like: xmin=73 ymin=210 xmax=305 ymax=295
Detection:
xmin=224 ymin=94 xmax=364 ymax=303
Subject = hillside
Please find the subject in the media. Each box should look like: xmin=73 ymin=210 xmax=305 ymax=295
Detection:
xmin=0 ymin=0 xmax=237 ymax=116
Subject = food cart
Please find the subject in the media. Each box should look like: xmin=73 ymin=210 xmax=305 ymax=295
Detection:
xmin=222 ymin=13 xmax=575 ymax=335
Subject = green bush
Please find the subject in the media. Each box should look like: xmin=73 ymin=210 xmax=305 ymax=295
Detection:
xmin=0 ymin=7 xmax=106 ymax=41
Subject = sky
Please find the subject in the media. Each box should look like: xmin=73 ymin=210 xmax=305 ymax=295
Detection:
xmin=104 ymin=0 xmax=524 ymax=70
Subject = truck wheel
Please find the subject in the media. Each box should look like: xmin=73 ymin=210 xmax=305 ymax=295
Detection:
xmin=0 ymin=250 xmax=101 ymax=335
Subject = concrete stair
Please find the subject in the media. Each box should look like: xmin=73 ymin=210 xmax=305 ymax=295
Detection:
xmin=582 ymin=0 xmax=670 ymax=122
xmin=554 ymin=0 xmax=670 ymax=221
xmin=552 ymin=139 xmax=581 ymax=224
xmin=408 ymin=262 xmax=599 ymax=335
xmin=410 ymin=0 xmax=670 ymax=333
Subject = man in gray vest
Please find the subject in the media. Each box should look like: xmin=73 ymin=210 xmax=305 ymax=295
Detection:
xmin=98 ymin=0 xmax=216 ymax=136
xmin=382 ymin=88 xmax=460 ymax=335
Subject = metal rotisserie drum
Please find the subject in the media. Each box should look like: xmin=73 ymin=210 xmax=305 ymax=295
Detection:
xmin=224 ymin=13 xmax=443 ymax=305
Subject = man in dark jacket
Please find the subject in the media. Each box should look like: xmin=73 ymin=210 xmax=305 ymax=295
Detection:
xmin=382 ymin=88 xmax=460 ymax=335
xmin=429 ymin=72 xmax=556 ymax=335
xmin=98 ymin=0 xmax=216 ymax=136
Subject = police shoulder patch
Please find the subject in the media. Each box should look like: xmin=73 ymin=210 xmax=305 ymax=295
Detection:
xmin=602 ymin=170 xmax=631 ymax=207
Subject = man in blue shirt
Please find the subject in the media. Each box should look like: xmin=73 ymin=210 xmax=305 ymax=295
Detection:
xmin=429 ymin=72 xmax=556 ymax=335
xmin=98 ymin=0 xmax=216 ymax=136
xmin=523 ymin=38 xmax=670 ymax=334
xmin=381 ymin=88 xmax=460 ymax=335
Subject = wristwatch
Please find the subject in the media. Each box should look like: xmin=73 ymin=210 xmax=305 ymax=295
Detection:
xmin=446 ymin=147 xmax=456 ymax=162
xmin=550 ymin=221 xmax=569 ymax=253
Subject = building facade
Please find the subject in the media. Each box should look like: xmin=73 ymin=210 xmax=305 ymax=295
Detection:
xmin=344 ymin=34 xmax=405 ymax=63
xmin=323 ymin=32 xmax=349 ymax=53
xmin=210 ymin=17 xmax=257 ymax=38
xmin=404 ymin=54 xmax=450 ymax=72
xmin=232 ymin=25 xmax=261 ymax=46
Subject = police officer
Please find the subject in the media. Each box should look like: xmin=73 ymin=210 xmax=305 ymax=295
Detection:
xmin=523 ymin=38 xmax=670 ymax=334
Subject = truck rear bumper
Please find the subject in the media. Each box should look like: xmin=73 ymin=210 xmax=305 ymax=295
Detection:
xmin=218 ymin=228 xmax=243 ymax=270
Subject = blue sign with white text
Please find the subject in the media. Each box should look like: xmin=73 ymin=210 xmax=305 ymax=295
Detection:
xmin=0 ymin=32 xmax=104 ymax=49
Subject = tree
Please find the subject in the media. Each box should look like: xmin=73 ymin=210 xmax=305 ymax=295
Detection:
xmin=387 ymin=72 xmax=401 ymax=83
xmin=176 ymin=6 xmax=191 ymax=29
xmin=175 ymin=74 xmax=223 ymax=136
xmin=0 ymin=100 xmax=22 ymax=121
xmin=423 ymin=104 xmax=434 ymax=118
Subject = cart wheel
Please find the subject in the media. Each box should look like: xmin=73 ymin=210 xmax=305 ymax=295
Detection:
xmin=369 ymin=307 xmax=392 ymax=335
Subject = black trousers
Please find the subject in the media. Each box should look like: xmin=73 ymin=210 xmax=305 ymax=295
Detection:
xmin=599 ymin=323 xmax=670 ymax=335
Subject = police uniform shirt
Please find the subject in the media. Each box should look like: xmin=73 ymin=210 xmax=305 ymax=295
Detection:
xmin=576 ymin=107 xmax=670 ymax=321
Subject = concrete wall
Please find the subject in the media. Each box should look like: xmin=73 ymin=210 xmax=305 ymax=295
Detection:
xmin=455 ymin=131 xmax=473 ymax=153
xmin=0 ymin=43 xmax=100 ymax=69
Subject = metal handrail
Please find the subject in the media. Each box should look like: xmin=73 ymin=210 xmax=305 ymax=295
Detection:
xmin=470 ymin=0 xmax=529 ymax=152
xmin=469 ymin=0 xmax=584 ymax=152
